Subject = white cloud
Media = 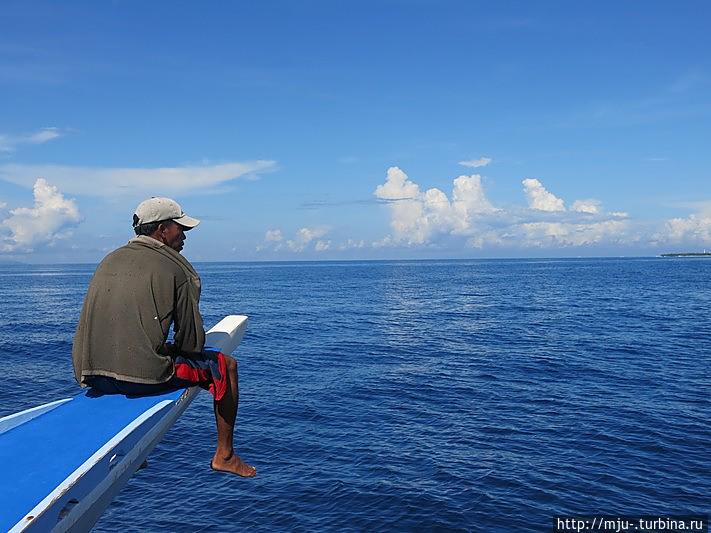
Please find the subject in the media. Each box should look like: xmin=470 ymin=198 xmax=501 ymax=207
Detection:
xmin=27 ymin=128 xmax=63 ymax=144
xmin=466 ymin=229 xmax=509 ymax=249
xmin=458 ymin=157 xmax=492 ymax=168
xmin=661 ymin=214 xmax=711 ymax=243
xmin=522 ymin=178 xmax=566 ymax=212
xmin=265 ymin=229 xmax=283 ymax=242
xmin=374 ymin=166 xmax=420 ymax=201
xmin=0 ymin=160 xmax=277 ymax=197
xmin=0 ymin=127 xmax=65 ymax=153
xmin=517 ymin=220 xmax=628 ymax=247
xmin=258 ymin=226 xmax=330 ymax=253
xmin=374 ymin=167 xmax=498 ymax=245
xmin=374 ymin=167 xmax=428 ymax=244
xmin=339 ymin=239 xmax=366 ymax=250
xmin=1 ymin=178 xmax=81 ymax=252
xmin=372 ymin=235 xmax=395 ymax=249
xmin=314 ymin=240 xmax=331 ymax=252
xmin=452 ymin=174 xmax=497 ymax=218
xmin=288 ymin=227 xmax=328 ymax=252
xmin=571 ymin=199 xmax=601 ymax=214
xmin=374 ymin=167 xmax=630 ymax=250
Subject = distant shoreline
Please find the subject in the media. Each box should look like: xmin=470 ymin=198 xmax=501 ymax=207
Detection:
xmin=661 ymin=252 xmax=711 ymax=257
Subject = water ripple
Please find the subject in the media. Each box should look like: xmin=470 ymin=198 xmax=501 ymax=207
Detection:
xmin=0 ymin=259 xmax=709 ymax=531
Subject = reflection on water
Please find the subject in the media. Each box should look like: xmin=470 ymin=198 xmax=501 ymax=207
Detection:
xmin=0 ymin=259 xmax=709 ymax=531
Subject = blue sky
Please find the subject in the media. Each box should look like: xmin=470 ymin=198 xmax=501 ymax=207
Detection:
xmin=1 ymin=1 xmax=710 ymax=262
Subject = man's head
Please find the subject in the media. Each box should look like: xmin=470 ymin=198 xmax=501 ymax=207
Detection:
xmin=133 ymin=197 xmax=200 ymax=253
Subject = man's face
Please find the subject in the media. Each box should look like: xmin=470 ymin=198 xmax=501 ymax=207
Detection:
xmin=161 ymin=221 xmax=187 ymax=252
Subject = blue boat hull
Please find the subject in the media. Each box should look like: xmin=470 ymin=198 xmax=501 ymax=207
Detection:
xmin=0 ymin=315 xmax=248 ymax=532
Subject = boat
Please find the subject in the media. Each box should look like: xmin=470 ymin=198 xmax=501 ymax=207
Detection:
xmin=0 ymin=315 xmax=249 ymax=532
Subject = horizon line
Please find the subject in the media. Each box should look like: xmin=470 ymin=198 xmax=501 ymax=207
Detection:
xmin=0 ymin=254 xmax=691 ymax=266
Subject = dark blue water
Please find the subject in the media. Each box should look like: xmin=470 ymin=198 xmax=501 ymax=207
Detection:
xmin=0 ymin=259 xmax=709 ymax=531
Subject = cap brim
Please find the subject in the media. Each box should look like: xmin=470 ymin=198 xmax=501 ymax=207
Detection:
xmin=173 ymin=214 xmax=200 ymax=229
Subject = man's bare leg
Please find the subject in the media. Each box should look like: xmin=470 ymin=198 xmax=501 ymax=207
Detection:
xmin=210 ymin=355 xmax=257 ymax=477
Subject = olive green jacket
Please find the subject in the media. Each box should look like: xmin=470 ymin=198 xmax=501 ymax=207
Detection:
xmin=72 ymin=235 xmax=205 ymax=386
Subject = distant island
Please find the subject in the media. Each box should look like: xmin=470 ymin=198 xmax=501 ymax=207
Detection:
xmin=661 ymin=252 xmax=711 ymax=257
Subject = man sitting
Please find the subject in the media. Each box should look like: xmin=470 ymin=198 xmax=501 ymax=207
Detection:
xmin=72 ymin=197 xmax=256 ymax=477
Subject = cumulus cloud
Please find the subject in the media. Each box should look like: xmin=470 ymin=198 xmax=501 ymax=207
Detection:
xmin=374 ymin=167 xmax=428 ymax=243
xmin=288 ymin=227 xmax=328 ymax=252
xmin=258 ymin=227 xmax=330 ymax=253
xmin=517 ymin=220 xmax=628 ymax=247
xmin=522 ymin=178 xmax=566 ymax=212
xmin=314 ymin=240 xmax=331 ymax=252
xmin=646 ymin=199 xmax=711 ymax=246
xmin=0 ymin=160 xmax=277 ymax=197
xmin=661 ymin=214 xmax=711 ymax=243
xmin=458 ymin=157 xmax=492 ymax=168
xmin=374 ymin=167 xmax=497 ymax=245
xmin=0 ymin=127 xmax=65 ymax=153
xmin=339 ymin=239 xmax=366 ymax=250
xmin=258 ymin=168 xmax=633 ymax=255
xmin=265 ymin=229 xmax=283 ymax=242
xmin=374 ymin=166 xmax=420 ymax=201
xmin=374 ymin=167 xmax=629 ymax=250
xmin=571 ymin=199 xmax=601 ymax=214
xmin=258 ymin=229 xmax=375 ymax=253
xmin=1 ymin=178 xmax=81 ymax=252
xmin=452 ymin=174 xmax=497 ymax=217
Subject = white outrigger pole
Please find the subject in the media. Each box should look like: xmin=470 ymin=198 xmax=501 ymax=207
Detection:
xmin=0 ymin=315 xmax=249 ymax=532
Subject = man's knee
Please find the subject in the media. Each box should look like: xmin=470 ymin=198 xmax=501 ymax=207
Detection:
xmin=224 ymin=354 xmax=237 ymax=375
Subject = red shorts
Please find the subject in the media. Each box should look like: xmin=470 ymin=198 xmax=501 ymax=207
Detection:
xmin=86 ymin=350 xmax=230 ymax=401
xmin=173 ymin=350 xmax=229 ymax=401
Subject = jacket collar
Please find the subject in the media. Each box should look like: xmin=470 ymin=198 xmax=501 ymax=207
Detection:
xmin=128 ymin=235 xmax=198 ymax=278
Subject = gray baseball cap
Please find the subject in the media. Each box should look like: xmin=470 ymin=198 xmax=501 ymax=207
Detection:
xmin=133 ymin=197 xmax=200 ymax=229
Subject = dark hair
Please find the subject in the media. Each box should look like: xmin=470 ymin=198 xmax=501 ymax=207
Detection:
xmin=133 ymin=214 xmax=168 ymax=236
xmin=134 ymin=222 xmax=161 ymax=236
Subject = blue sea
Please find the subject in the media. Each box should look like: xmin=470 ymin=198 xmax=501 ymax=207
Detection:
xmin=0 ymin=258 xmax=709 ymax=531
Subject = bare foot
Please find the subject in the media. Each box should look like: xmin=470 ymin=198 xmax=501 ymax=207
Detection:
xmin=211 ymin=452 xmax=257 ymax=478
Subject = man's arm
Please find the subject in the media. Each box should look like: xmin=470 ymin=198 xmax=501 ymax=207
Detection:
xmin=172 ymin=278 xmax=206 ymax=355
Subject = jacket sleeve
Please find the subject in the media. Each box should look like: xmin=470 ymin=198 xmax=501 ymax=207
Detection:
xmin=173 ymin=276 xmax=205 ymax=355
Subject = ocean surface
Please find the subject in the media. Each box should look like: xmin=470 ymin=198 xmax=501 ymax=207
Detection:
xmin=0 ymin=258 xmax=709 ymax=531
